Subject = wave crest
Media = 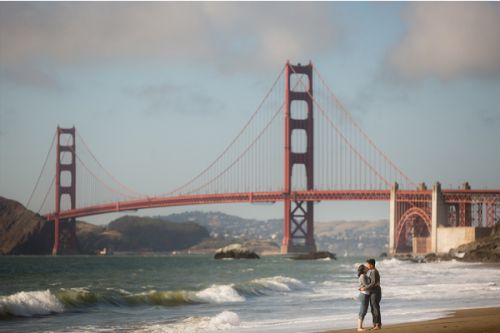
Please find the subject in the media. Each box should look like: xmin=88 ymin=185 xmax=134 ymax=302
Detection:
xmin=195 ymin=285 xmax=245 ymax=303
xmin=0 ymin=275 xmax=305 ymax=318
xmin=137 ymin=311 xmax=240 ymax=333
xmin=236 ymin=276 xmax=306 ymax=295
xmin=0 ymin=290 xmax=64 ymax=318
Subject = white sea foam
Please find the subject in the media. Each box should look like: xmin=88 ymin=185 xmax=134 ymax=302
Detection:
xmin=249 ymin=276 xmax=305 ymax=293
xmin=195 ymin=285 xmax=245 ymax=303
xmin=137 ymin=311 xmax=240 ymax=333
xmin=105 ymin=287 xmax=133 ymax=295
xmin=0 ymin=290 xmax=64 ymax=318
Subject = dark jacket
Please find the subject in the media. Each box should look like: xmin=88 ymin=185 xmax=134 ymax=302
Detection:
xmin=365 ymin=268 xmax=381 ymax=292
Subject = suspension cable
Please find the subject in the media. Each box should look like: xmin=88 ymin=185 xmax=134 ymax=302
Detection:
xmin=166 ymin=65 xmax=286 ymax=195
xmin=313 ymin=66 xmax=416 ymax=188
xmin=76 ymin=131 xmax=146 ymax=198
xmin=26 ymin=131 xmax=56 ymax=208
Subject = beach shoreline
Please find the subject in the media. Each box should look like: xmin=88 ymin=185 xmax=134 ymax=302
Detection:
xmin=319 ymin=306 xmax=500 ymax=333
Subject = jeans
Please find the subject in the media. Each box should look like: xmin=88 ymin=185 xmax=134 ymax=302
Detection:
xmin=358 ymin=293 xmax=370 ymax=320
xmin=369 ymin=288 xmax=382 ymax=325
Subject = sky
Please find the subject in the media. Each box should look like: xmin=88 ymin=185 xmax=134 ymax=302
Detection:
xmin=1 ymin=2 xmax=499 ymax=224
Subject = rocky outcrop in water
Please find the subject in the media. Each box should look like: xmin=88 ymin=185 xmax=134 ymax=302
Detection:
xmin=394 ymin=225 xmax=499 ymax=263
xmin=454 ymin=225 xmax=500 ymax=262
xmin=214 ymin=243 xmax=260 ymax=259
xmin=291 ymin=251 xmax=337 ymax=260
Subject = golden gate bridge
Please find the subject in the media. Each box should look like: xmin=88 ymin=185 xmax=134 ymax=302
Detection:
xmin=25 ymin=62 xmax=500 ymax=255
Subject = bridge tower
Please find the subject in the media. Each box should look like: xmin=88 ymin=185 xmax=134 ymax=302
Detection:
xmin=281 ymin=62 xmax=317 ymax=254
xmin=52 ymin=126 xmax=78 ymax=255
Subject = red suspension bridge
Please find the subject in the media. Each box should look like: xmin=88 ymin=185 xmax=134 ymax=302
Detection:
xmin=26 ymin=62 xmax=500 ymax=255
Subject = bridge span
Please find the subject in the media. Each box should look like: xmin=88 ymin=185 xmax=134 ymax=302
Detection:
xmin=25 ymin=62 xmax=499 ymax=254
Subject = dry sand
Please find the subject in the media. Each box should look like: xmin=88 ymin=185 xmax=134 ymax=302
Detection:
xmin=320 ymin=307 xmax=500 ymax=333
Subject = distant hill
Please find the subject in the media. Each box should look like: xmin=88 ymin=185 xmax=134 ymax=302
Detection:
xmin=158 ymin=211 xmax=282 ymax=241
xmin=158 ymin=211 xmax=389 ymax=256
xmin=77 ymin=216 xmax=210 ymax=254
xmin=0 ymin=196 xmax=53 ymax=255
xmin=315 ymin=220 xmax=389 ymax=256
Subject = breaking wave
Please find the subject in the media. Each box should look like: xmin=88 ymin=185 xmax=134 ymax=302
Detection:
xmin=136 ymin=311 xmax=241 ymax=333
xmin=0 ymin=290 xmax=64 ymax=318
xmin=0 ymin=275 xmax=305 ymax=318
xmin=235 ymin=276 xmax=306 ymax=296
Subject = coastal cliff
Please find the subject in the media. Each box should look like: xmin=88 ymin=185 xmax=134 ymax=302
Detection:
xmin=0 ymin=197 xmax=210 ymax=255
xmin=0 ymin=196 xmax=53 ymax=255
xmin=454 ymin=223 xmax=500 ymax=262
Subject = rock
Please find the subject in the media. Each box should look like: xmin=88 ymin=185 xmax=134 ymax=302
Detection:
xmin=0 ymin=196 xmax=54 ymax=255
xmin=453 ymin=227 xmax=500 ymax=262
xmin=214 ymin=243 xmax=260 ymax=259
xmin=448 ymin=248 xmax=466 ymax=259
xmin=291 ymin=251 xmax=336 ymax=260
xmin=423 ymin=253 xmax=452 ymax=262
xmin=379 ymin=252 xmax=388 ymax=258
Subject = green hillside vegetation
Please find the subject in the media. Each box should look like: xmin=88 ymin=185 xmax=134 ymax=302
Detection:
xmin=106 ymin=216 xmax=209 ymax=252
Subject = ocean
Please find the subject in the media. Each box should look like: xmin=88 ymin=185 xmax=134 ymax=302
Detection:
xmin=1 ymin=255 xmax=500 ymax=332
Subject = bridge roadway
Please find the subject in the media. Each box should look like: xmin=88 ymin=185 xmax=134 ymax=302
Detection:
xmin=45 ymin=189 xmax=499 ymax=221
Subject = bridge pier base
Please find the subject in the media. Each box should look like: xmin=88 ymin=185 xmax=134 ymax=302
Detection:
xmin=52 ymin=217 xmax=78 ymax=255
xmin=281 ymin=199 xmax=317 ymax=254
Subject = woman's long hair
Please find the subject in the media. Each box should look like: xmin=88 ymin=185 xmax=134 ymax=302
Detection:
xmin=357 ymin=264 xmax=366 ymax=277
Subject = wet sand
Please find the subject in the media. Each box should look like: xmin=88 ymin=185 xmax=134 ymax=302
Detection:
xmin=320 ymin=307 xmax=500 ymax=333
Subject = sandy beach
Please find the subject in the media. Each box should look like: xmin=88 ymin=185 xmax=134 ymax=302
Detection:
xmin=320 ymin=307 xmax=500 ymax=333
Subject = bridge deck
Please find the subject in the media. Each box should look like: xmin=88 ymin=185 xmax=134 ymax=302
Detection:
xmin=45 ymin=189 xmax=499 ymax=221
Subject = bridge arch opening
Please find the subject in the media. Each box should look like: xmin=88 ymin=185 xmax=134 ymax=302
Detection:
xmin=396 ymin=207 xmax=431 ymax=254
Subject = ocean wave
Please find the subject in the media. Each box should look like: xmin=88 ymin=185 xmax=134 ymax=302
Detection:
xmin=236 ymin=276 xmax=306 ymax=296
xmin=127 ymin=285 xmax=245 ymax=306
xmin=194 ymin=285 xmax=245 ymax=303
xmin=0 ymin=290 xmax=64 ymax=318
xmin=126 ymin=290 xmax=196 ymax=306
xmin=0 ymin=275 xmax=305 ymax=318
xmin=136 ymin=311 xmax=240 ymax=333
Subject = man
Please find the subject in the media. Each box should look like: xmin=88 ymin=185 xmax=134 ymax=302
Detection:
xmin=362 ymin=258 xmax=382 ymax=330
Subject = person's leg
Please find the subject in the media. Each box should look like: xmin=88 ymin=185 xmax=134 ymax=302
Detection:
xmin=370 ymin=290 xmax=382 ymax=329
xmin=369 ymin=292 xmax=376 ymax=327
xmin=376 ymin=290 xmax=382 ymax=327
xmin=358 ymin=294 xmax=369 ymax=331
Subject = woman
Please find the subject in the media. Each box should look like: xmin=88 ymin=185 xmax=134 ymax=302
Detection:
xmin=357 ymin=264 xmax=371 ymax=331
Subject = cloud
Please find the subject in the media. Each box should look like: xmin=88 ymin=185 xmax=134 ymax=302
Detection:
xmin=126 ymin=83 xmax=224 ymax=116
xmin=387 ymin=3 xmax=500 ymax=80
xmin=0 ymin=2 xmax=337 ymax=74
xmin=0 ymin=65 xmax=61 ymax=90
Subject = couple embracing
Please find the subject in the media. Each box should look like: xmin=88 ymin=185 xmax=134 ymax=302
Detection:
xmin=357 ymin=258 xmax=382 ymax=331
